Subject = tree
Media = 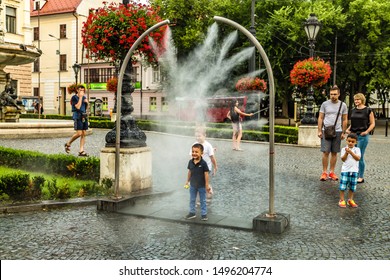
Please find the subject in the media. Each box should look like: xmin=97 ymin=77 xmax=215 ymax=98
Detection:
xmin=150 ymin=0 xmax=390 ymax=118
xmin=256 ymin=0 xmax=346 ymax=117
xmin=150 ymin=0 xmax=217 ymax=60
xmin=346 ymin=0 xmax=390 ymax=117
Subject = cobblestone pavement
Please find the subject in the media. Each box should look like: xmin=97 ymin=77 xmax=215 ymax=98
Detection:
xmin=0 ymin=128 xmax=389 ymax=260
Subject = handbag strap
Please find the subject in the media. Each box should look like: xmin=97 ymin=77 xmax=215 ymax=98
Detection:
xmin=333 ymin=101 xmax=343 ymax=126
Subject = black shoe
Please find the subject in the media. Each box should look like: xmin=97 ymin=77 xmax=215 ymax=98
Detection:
xmin=357 ymin=179 xmax=365 ymax=184
xmin=201 ymin=215 xmax=208 ymax=221
xmin=185 ymin=213 xmax=196 ymax=220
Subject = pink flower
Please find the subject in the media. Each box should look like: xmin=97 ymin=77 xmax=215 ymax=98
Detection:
xmin=235 ymin=77 xmax=267 ymax=92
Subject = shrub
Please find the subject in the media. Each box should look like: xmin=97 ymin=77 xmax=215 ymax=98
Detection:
xmin=0 ymin=172 xmax=30 ymax=200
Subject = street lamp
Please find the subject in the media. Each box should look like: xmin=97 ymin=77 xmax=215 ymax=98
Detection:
xmin=300 ymin=13 xmax=321 ymax=124
xmin=72 ymin=63 xmax=81 ymax=84
xmin=49 ymin=33 xmax=61 ymax=115
xmin=304 ymin=13 xmax=321 ymax=58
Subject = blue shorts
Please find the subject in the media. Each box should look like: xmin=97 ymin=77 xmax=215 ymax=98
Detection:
xmin=73 ymin=118 xmax=88 ymax=131
xmin=339 ymin=172 xmax=358 ymax=192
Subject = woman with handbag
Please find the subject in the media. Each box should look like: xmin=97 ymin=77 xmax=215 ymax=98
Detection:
xmin=345 ymin=93 xmax=375 ymax=183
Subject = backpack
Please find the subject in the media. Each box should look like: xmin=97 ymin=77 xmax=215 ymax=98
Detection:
xmin=230 ymin=108 xmax=239 ymax=122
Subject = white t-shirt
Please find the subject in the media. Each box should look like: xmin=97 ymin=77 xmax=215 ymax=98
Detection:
xmin=340 ymin=146 xmax=361 ymax=173
xmin=190 ymin=140 xmax=214 ymax=171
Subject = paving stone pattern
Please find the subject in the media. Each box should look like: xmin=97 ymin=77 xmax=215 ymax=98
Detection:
xmin=0 ymin=128 xmax=389 ymax=260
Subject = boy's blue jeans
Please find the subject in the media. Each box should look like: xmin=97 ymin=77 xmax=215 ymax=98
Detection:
xmin=189 ymin=186 xmax=207 ymax=216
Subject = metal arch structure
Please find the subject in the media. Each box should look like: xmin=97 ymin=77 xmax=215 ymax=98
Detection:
xmin=114 ymin=16 xmax=281 ymax=226
xmin=213 ymin=16 xmax=277 ymax=218
xmin=114 ymin=19 xmax=170 ymax=198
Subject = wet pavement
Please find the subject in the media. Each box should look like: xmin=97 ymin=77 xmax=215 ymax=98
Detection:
xmin=0 ymin=127 xmax=389 ymax=260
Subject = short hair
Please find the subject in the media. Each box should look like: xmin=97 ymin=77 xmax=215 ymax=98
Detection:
xmin=354 ymin=93 xmax=366 ymax=104
xmin=330 ymin=85 xmax=340 ymax=94
xmin=192 ymin=143 xmax=204 ymax=153
xmin=347 ymin=133 xmax=358 ymax=141
xmin=77 ymin=84 xmax=86 ymax=90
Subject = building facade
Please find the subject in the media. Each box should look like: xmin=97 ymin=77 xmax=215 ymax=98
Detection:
xmin=1 ymin=0 xmax=36 ymax=97
xmin=30 ymin=0 xmax=169 ymax=118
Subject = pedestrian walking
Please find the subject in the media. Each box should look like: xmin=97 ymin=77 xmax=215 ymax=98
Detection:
xmin=184 ymin=143 xmax=210 ymax=221
xmin=317 ymin=85 xmax=348 ymax=181
xmin=64 ymin=84 xmax=89 ymax=156
xmin=34 ymin=102 xmax=43 ymax=114
xmin=338 ymin=133 xmax=361 ymax=208
xmin=226 ymin=99 xmax=253 ymax=151
xmin=345 ymin=93 xmax=375 ymax=183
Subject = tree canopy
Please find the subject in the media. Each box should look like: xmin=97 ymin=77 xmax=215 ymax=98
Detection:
xmin=149 ymin=0 xmax=390 ymax=116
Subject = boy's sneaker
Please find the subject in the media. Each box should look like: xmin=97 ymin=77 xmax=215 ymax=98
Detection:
xmin=338 ymin=200 xmax=346 ymax=208
xmin=185 ymin=213 xmax=196 ymax=220
xmin=320 ymin=172 xmax=328 ymax=181
xmin=347 ymin=199 xmax=358 ymax=208
xmin=201 ymin=215 xmax=208 ymax=221
xmin=328 ymin=172 xmax=339 ymax=181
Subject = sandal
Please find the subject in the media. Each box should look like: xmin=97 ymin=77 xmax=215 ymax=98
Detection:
xmin=64 ymin=143 xmax=71 ymax=154
xmin=78 ymin=151 xmax=89 ymax=157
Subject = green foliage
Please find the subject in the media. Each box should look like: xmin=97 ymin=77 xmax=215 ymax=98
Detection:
xmin=25 ymin=175 xmax=45 ymax=199
xmin=0 ymin=146 xmax=99 ymax=181
xmin=151 ymin=0 xmax=390 ymax=117
xmin=0 ymin=172 xmax=30 ymax=200
xmin=46 ymin=180 xmax=71 ymax=200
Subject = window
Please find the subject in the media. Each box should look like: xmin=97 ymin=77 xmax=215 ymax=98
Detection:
xmin=60 ymin=54 xmax=67 ymax=71
xmin=6 ymin=6 xmax=16 ymax=34
xmin=84 ymin=67 xmax=114 ymax=83
xmin=132 ymin=66 xmax=139 ymax=82
xmin=162 ymin=97 xmax=169 ymax=112
xmin=152 ymin=66 xmax=160 ymax=83
xmin=102 ymin=97 xmax=108 ymax=111
xmin=149 ymin=97 xmax=157 ymax=112
xmin=33 ymin=27 xmax=39 ymax=41
xmin=60 ymin=24 xmax=67 ymax=39
xmin=33 ymin=88 xmax=39 ymax=97
xmin=33 ymin=58 xmax=40 ymax=72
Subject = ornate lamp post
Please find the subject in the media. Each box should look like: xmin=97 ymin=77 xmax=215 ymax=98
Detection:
xmin=300 ymin=13 xmax=321 ymax=124
xmin=72 ymin=63 xmax=81 ymax=84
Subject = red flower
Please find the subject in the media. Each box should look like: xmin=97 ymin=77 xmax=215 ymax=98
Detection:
xmin=106 ymin=77 xmax=118 ymax=93
xmin=67 ymin=83 xmax=81 ymax=94
xmin=290 ymin=58 xmax=332 ymax=88
xmin=81 ymin=2 xmax=166 ymax=65
xmin=235 ymin=77 xmax=267 ymax=92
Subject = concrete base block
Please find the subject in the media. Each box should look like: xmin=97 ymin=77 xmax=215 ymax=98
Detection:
xmin=298 ymin=125 xmax=320 ymax=147
xmin=100 ymin=146 xmax=152 ymax=195
xmin=253 ymin=212 xmax=290 ymax=234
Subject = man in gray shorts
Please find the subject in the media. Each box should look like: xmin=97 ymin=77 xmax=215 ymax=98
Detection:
xmin=317 ymin=85 xmax=348 ymax=181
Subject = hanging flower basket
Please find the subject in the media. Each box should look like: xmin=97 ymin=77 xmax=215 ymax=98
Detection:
xmin=81 ymin=2 xmax=166 ymax=64
xmin=106 ymin=77 xmax=118 ymax=93
xmin=235 ymin=77 xmax=267 ymax=92
xmin=290 ymin=57 xmax=332 ymax=88
xmin=67 ymin=83 xmax=81 ymax=95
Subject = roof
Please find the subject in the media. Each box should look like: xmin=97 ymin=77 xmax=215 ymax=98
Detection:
xmin=30 ymin=0 xmax=83 ymax=16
